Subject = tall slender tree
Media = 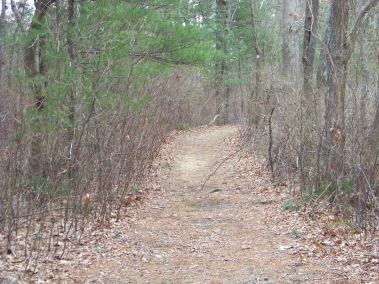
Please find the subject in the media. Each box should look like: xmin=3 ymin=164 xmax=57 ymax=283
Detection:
xmin=282 ymin=0 xmax=300 ymax=81
xmin=23 ymin=0 xmax=56 ymax=177
xmin=248 ymin=0 xmax=263 ymax=126
xmin=0 ymin=0 xmax=6 ymax=81
xmin=215 ymin=0 xmax=237 ymax=125
xmin=323 ymin=0 xmax=379 ymax=183
xmin=302 ymin=0 xmax=319 ymax=96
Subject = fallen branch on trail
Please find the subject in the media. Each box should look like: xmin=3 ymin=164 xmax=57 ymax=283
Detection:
xmin=201 ymin=148 xmax=242 ymax=191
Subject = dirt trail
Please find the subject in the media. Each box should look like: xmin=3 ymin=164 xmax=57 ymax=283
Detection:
xmin=68 ymin=126 xmax=341 ymax=283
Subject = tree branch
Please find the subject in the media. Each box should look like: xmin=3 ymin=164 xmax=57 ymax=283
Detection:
xmin=346 ymin=0 xmax=379 ymax=60
xmin=0 ymin=0 xmax=6 ymax=28
xmin=10 ymin=0 xmax=25 ymax=32
xmin=249 ymin=0 xmax=263 ymax=58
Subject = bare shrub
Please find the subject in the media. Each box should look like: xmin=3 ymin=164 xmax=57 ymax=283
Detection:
xmin=0 ymin=64 xmax=212 ymax=271
xmin=241 ymin=63 xmax=379 ymax=233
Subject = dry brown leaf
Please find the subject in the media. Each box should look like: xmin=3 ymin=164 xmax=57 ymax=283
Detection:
xmin=330 ymin=127 xmax=342 ymax=141
xmin=289 ymin=12 xmax=301 ymax=20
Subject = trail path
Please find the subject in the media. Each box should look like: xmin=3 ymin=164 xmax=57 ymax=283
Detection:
xmin=66 ymin=126 xmax=376 ymax=283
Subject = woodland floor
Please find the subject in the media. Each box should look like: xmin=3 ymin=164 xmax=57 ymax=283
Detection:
xmin=2 ymin=125 xmax=379 ymax=283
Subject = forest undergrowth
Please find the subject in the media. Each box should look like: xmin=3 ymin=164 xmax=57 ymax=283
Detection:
xmin=1 ymin=125 xmax=378 ymax=283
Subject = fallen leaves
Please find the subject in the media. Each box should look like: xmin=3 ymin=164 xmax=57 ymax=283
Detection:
xmin=2 ymin=125 xmax=379 ymax=283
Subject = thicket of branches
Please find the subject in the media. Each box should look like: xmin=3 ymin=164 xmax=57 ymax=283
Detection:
xmin=203 ymin=0 xmax=379 ymax=234
xmin=1 ymin=0 xmax=379 ymax=273
xmin=237 ymin=0 xmax=379 ymax=234
xmin=0 ymin=0 xmax=216 ymax=269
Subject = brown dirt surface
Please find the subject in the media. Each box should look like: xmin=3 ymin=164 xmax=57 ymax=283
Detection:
xmin=63 ymin=125 xmax=379 ymax=283
xmin=3 ymin=125 xmax=379 ymax=283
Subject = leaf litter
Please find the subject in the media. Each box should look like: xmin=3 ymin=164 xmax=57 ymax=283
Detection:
xmin=1 ymin=125 xmax=378 ymax=283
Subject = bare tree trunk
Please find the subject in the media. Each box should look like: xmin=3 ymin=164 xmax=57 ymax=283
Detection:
xmin=0 ymin=0 xmax=6 ymax=81
xmin=323 ymin=0 xmax=349 ymax=181
xmin=323 ymin=0 xmax=379 ymax=183
xmin=368 ymin=14 xmax=379 ymax=156
xmin=67 ymin=0 xmax=76 ymax=150
xmin=359 ymin=37 xmax=369 ymax=131
xmin=300 ymin=0 xmax=319 ymax=194
xmin=282 ymin=0 xmax=300 ymax=82
xmin=23 ymin=0 xmax=56 ymax=177
xmin=216 ymin=0 xmax=235 ymax=125
xmin=10 ymin=0 xmax=25 ymax=32
xmin=249 ymin=0 xmax=263 ymax=128
xmin=302 ymin=0 xmax=319 ymax=97
xmin=215 ymin=0 xmax=225 ymax=125
xmin=316 ymin=34 xmax=327 ymax=88
xmin=64 ymin=0 xmax=77 ymax=233
xmin=249 ymin=0 xmax=263 ymax=73
xmin=0 ymin=0 xmax=6 ymax=148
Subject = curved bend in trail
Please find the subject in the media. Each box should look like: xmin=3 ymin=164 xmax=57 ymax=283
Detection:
xmin=69 ymin=125 xmax=337 ymax=283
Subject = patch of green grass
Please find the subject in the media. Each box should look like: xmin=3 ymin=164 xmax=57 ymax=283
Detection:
xmin=305 ymin=179 xmax=353 ymax=202
xmin=281 ymin=199 xmax=299 ymax=212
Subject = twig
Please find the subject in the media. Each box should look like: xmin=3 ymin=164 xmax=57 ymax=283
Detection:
xmin=0 ymin=206 xmax=75 ymax=222
xmin=198 ymin=114 xmax=220 ymax=128
xmin=208 ymin=188 xmax=222 ymax=193
xmin=201 ymin=148 xmax=241 ymax=191
xmin=268 ymin=107 xmax=275 ymax=179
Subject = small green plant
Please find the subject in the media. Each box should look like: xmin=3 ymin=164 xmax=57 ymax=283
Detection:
xmin=308 ymin=179 xmax=353 ymax=201
xmin=130 ymin=184 xmax=142 ymax=192
xmin=176 ymin=123 xmax=190 ymax=130
xmin=83 ymin=204 xmax=93 ymax=215
xmin=281 ymin=199 xmax=299 ymax=212
xmin=162 ymin=162 xmax=172 ymax=169
xmin=290 ymin=230 xmax=299 ymax=238
xmin=112 ymin=232 xmax=122 ymax=239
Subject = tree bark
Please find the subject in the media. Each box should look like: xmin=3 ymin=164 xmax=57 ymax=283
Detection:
xmin=345 ymin=0 xmax=379 ymax=62
xmin=323 ymin=0 xmax=379 ymax=183
xmin=359 ymin=37 xmax=369 ymax=131
xmin=10 ymin=0 xmax=25 ymax=32
xmin=23 ymin=0 xmax=56 ymax=177
xmin=0 ymin=0 xmax=6 ymax=81
xmin=0 ymin=0 xmax=6 ymax=147
xmin=302 ymin=0 xmax=319 ymax=96
xmin=323 ymin=0 xmax=349 ymax=179
xmin=300 ymin=0 xmax=320 ymax=193
xmin=366 ymin=13 xmax=379 ymax=166
xmin=216 ymin=0 xmax=234 ymax=125
xmin=282 ymin=0 xmax=300 ymax=82
xmin=67 ymin=0 xmax=76 ymax=140
xmin=249 ymin=0 xmax=263 ymax=127
xmin=316 ymin=32 xmax=327 ymax=88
